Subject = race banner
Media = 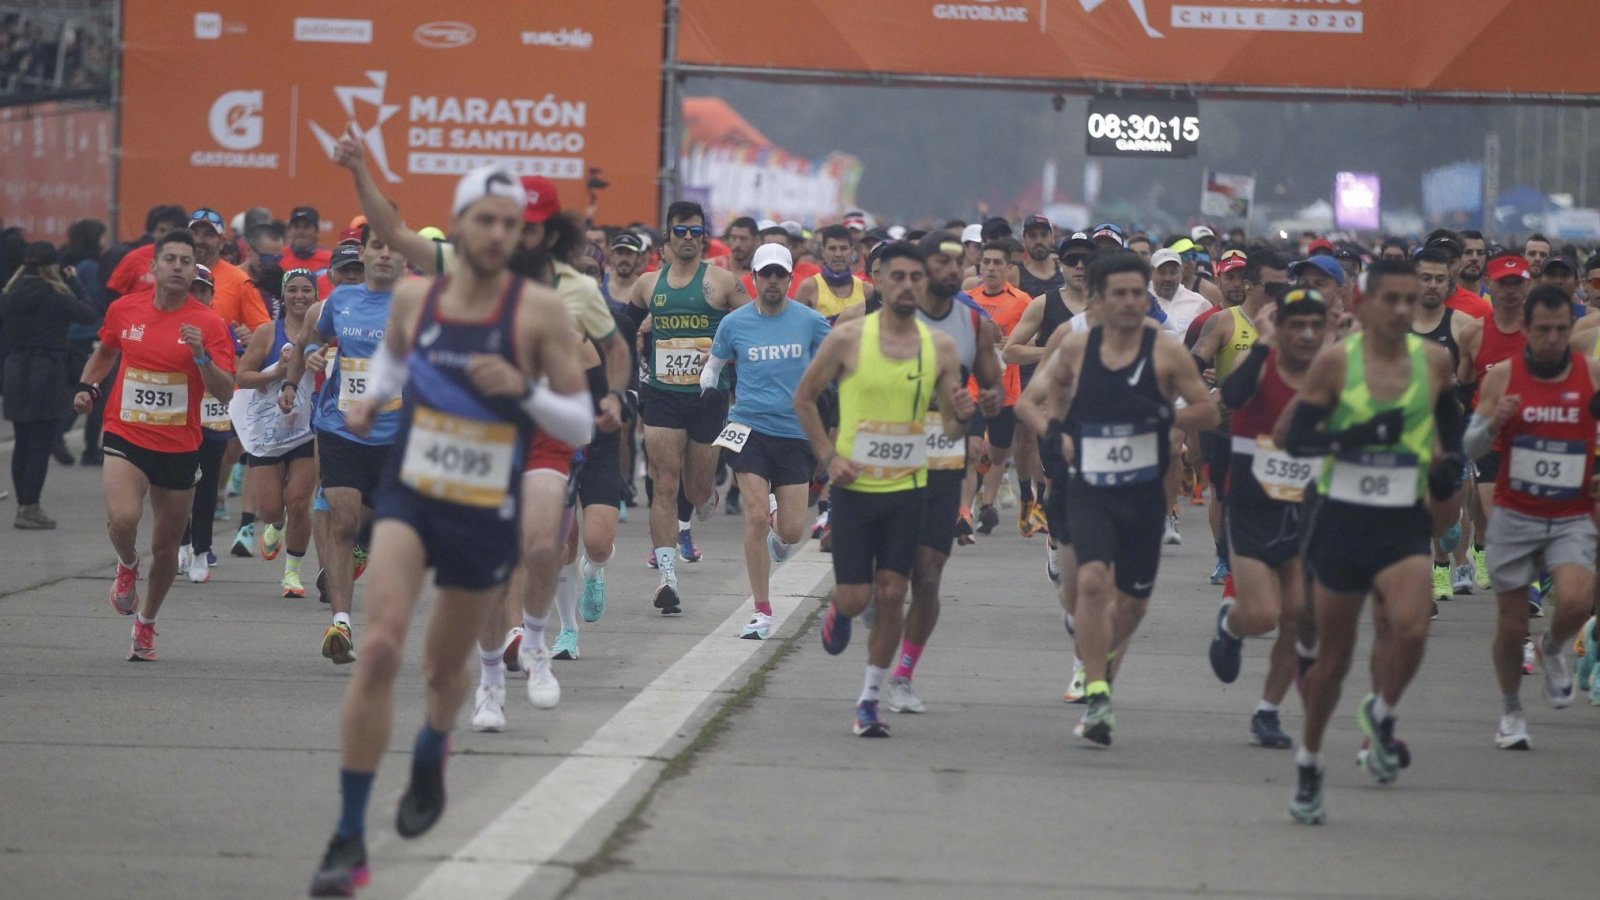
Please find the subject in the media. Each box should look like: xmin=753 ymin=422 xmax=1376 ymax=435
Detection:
xmin=119 ymin=2 xmax=661 ymax=240
xmin=0 ymin=103 xmax=113 ymax=243
xmin=678 ymin=0 xmax=1600 ymax=96
xmin=1200 ymin=170 xmax=1254 ymax=219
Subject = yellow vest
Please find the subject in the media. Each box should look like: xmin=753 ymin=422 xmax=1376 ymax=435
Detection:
xmin=835 ymin=312 xmax=938 ymax=492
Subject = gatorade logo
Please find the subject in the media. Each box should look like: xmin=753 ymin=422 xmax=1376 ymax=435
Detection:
xmin=208 ymin=90 xmax=263 ymax=150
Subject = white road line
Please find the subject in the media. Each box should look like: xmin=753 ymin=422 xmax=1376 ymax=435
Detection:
xmin=404 ymin=545 xmax=834 ymax=899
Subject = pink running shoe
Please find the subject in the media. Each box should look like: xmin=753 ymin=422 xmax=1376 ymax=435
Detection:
xmin=128 ymin=620 xmax=158 ymax=661
xmin=109 ymin=558 xmax=140 ymax=616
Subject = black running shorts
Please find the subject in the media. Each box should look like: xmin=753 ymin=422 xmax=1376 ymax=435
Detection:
xmin=828 ymin=484 xmax=926 ymax=585
xmin=1065 ymin=481 xmax=1166 ymax=599
xmin=102 ymin=433 xmax=200 ymax=492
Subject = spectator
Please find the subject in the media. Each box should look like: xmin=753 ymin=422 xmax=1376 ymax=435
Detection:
xmin=58 ymin=217 xmax=108 ymax=463
xmin=1 ymin=241 xmax=96 ymax=528
xmin=284 ymin=206 xmax=332 ymax=270
xmin=102 ymin=203 xmax=186 ymax=301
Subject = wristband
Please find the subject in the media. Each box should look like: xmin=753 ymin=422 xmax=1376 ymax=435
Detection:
xmin=279 ymin=382 xmax=298 ymax=393
xmin=76 ymin=382 xmax=101 ymax=402
xmin=195 ymin=352 xmax=212 ymax=367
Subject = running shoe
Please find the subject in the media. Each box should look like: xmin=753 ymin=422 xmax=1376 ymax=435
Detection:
xmin=819 ymin=525 xmax=833 ymax=553
xmin=316 ymin=566 xmax=328 ymax=602
xmin=503 ymin=627 xmax=523 ymax=671
xmin=1208 ymin=557 xmax=1229 ymax=585
xmin=853 ymin=700 xmax=891 ymax=737
xmin=997 ymin=477 xmax=1017 ymax=510
xmin=1208 ymin=599 xmax=1243 ymax=684
xmin=188 ymin=548 xmax=211 ymax=584
xmin=1495 ymin=711 xmax=1531 ymax=750
xmin=471 ymin=684 xmax=507 ymax=733
xmin=1472 ymin=546 xmax=1490 ymax=590
xmin=282 ymin=569 xmax=305 ymax=598
xmin=861 ymin=599 xmax=877 ymax=631
xmin=1190 ymin=481 xmax=1206 ymax=506
xmin=646 ymin=549 xmax=658 ymax=569
xmin=128 ymin=620 xmax=158 ymax=661
xmin=1163 ymin=512 xmax=1182 ymax=545
xmin=811 ymin=509 xmax=829 ymax=539
xmin=1522 ymin=636 xmax=1536 ymax=675
xmin=207 ymin=550 xmax=217 ymax=566
xmin=260 ymin=522 xmax=284 ymax=561
xmin=724 ymin=490 xmax=741 ymax=516
xmin=1537 ymin=630 xmax=1574 ymax=708
xmin=740 ymin=611 xmax=772 ymax=640
xmin=308 ymin=833 xmax=369 ymax=897
xmin=1018 ymin=503 xmax=1036 ymax=537
xmin=1250 ymin=710 xmax=1293 ymax=748
xmin=213 ymin=498 xmax=229 ymax=522
xmin=1031 ymin=502 xmax=1051 ymax=536
xmin=1528 ymin=586 xmax=1544 ymax=618
xmin=695 ymin=488 xmax=719 ymax=522
xmin=1439 ymin=521 xmax=1462 ymax=554
xmin=819 ymin=603 xmax=852 ymax=655
xmin=1452 ymin=563 xmax=1475 ymax=595
xmin=1063 ymin=662 xmax=1087 ymax=704
xmin=677 ymin=528 xmax=702 ymax=563
xmin=520 ymin=641 xmax=560 ymax=709
xmin=976 ymin=504 xmax=999 ymax=535
xmin=580 ymin=571 xmax=606 ymax=622
xmin=352 ymin=546 xmax=368 ymax=581
xmin=1075 ymin=693 xmax=1115 ymax=746
xmin=551 ymin=627 xmax=580 ymax=661
xmin=109 ymin=557 xmax=140 ymax=615
xmin=955 ymin=512 xmax=976 ymax=547
xmin=766 ymin=528 xmax=794 ymax=563
xmin=178 ymin=545 xmax=192 ymax=573
xmin=1355 ymin=694 xmax=1400 ymax=784
xmin=231 ymin=522 xmax=254 ymax=558
xmin=617 ymin=503 xmax=628 ymax=523
xmin=654 ymin=581 xmax=682 ymax=615
xmin=1431 ymin=566 xmax=1451 ymax=602
xmin=1289 ymin=764 xmax=1326 ymax=824
xmin=226 ymin=462 xmax=244 ymax=497
xmin=1046 ymin=540 xmax=1061 ymax=586
xmin=395 ymin=754 xmax=447 ymax=839
xmin=321 ymin=622 xmax=356 ymax=665
xmin=1430 ymin=599 xmax=1439 ymax=621
xmin=1576 ymin=617 xmax=1597 ymax=693
xmin=885 ymin=676 xmax=926 ymax=714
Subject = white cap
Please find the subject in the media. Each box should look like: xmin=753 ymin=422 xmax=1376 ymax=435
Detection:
xmin=1151 ymin=248 xmax=1182 ymax=269
xmin=230 ymin=211 xmax=246 ymax=235
xmin=756 ymin=218 xmax=778 ymax=231
xmin=751 ymin=243 xmax=793 ymax=274
xmin=1190 ymin=225 xmax=1215 ymax=241
xmin=887 ymin=225 xmax=906 ymax=240
xmin=961 ymin=223 xmax=983 ymax=244
xmin=452 ymin=165 xmax=527 ymax=217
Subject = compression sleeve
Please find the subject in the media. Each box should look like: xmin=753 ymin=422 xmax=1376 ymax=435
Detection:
xmin=699 ymin=354 xmax=728 ymax=393
xmin=1462 ymin=413 xmax=1494 ymax=459
xmin=364 ymin=343 xmax=408 ymax=407
xmin=1283 ymin=401 xmax=1336 ymax=457
xmin=1435 ymin=391 xmax=1465 ymax=455
xmin=1219 ymin=343 xmax=1270 ymax=410
xmin=520 ymin=380 xmax=596 ymax=446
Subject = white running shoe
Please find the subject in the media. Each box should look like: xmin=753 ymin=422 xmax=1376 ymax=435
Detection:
xmin=695 ymin=488 xmax=719 ymax=522
xmin=1046 ymin=540 xmax=1061 ymax=586
xmin=740 ymin=611 xmax=772 ymax=640
xmin=471 ymin=684 xmax=507 ymax=732
xmin=766 ymin=528 xmax=793 ymax=563
xmin=997 ymin=477 xmax=1017 ymax=510
xmin=1162 ymin=513 xmax=1182 ymax=545
xmin=885 ymin=676 xmax=926 ymax=714
xmin=1522 ymin=636 xmax=1537 ymax=676
xmin=520 ymin=642 xmax=561 ymax=709
xmin=186 ymin=547 xmax=211 ymax=584
xmin=1495 ymin=711 xmax=1531 ymax=749
xmin=1538 ymin=631 xmax=1574 ymax=708
xmin=1451 ymin=563 xmax=1474 ymax=595
xmin=178 ymin=545 xmax=192 ymax=573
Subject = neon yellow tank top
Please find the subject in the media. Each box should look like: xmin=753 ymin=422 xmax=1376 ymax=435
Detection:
xmin=813 ymin=273 xmax=867 ymax=320
xmin=1316 ymin=332 xmax=1433 ymax=501
xmin=1215 ymin=305 xmax=1258 ymax=382
xmin=835 ymin=312 xmax=938 ymax=493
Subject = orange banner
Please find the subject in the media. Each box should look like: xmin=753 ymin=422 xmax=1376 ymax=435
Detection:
xmin=678 ymin=0 xmax=1600 ymax=96
xmin=0 ymin=104 xmax=112 ymax=243
xmin=119 ymin=2 xmax=661 ymax=241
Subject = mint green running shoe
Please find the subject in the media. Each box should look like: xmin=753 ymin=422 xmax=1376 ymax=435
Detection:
xmin=580 ymin=572 xmax=606 ymax=623
xmin=1356 ymin=694 xmax=1399 ymax=784
xmin=551 ymin=627 xmax=580 ymax=661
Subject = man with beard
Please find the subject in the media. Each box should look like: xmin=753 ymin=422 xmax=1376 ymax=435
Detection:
xmin=795 ymin=224 xmax=868 ymax=321
xmin=1411 ymin=247 xmax=1476 ymax=600
xmin=1424 ymin=231 xmax=1492 ymax=320
xmin=284 ymin=206 xmax=333 ymax=272
xmin=723 ymin=216 xmax=759 ymax=281
xmin=1150 ymin=247 xmax=1212 ymax=336
xmin=603 ymin=231 xmax=647 ymax=307
xmin=1017 ymin=215 xmax=1064 ymax=298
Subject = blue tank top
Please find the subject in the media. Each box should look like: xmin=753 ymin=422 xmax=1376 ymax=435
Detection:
xmin=383 ymin=276 xmax=533 ymax=517
xmin=315 ymin=284 xmax=402 ymax=445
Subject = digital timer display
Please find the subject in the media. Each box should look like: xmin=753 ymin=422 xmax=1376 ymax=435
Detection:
xmin=1085 ymin=97 xmax=1201 ymax=158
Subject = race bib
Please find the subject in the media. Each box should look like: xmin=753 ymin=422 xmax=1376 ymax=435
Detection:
xmin=851 ymin=419 xmax=926 ymax=481
xmin=201 ymin=393 xmax=232 ymax=432
xmin=924 ymin=410 xmax=965 ymax=471
xmin=713 ymin=421 xmax=752 ymax=453
xmin=1249 ymin=436 xmax=1314 ymax=503
xmin=120 ymin=367 xmax=188 ymax=426
xmin=1078 ymin=422 xmax=1160 ymax=486
xmin=338 ymin=356 xmax=402 ymax=413
xmin=400 ymin=407 xmax=517 ymax=509
xmin=653 ymin=336 xmax=710 ymax=387
xmin=1326 ymin=450 xmax=1418 ymax=507
xmin=1508 ymin=435 xmax=1586 ymax=500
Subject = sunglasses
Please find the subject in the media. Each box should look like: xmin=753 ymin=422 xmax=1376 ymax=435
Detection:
xmin=256 ymin=252 xmax=283 ymax=268
xmin=669 ymin=225 xmax=706 ymax=239
xmin=1263 ymin=282 xmax=1292 ymax=300
xmin=190 ymin=209 xmax=224 ymax=228
xmin=755 ymin=266 xmax=790 ymax=279
xmin=1062 ymin=254 xmax=1089 ymax=267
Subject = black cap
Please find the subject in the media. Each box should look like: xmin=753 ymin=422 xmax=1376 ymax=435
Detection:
xmin=330 ymin=244 xmax=362 ymax=270
xmin=862 ymin=227 xmax=891 ymax=245
xmin=289 ymin=206 xmax=320 ymax=226
xmin=1423 ymin=231 xmax=1462 ymax=258
xmin=1057 ymin=232 xmax=1095 ymax=256
xmin=1541 ymin=255 xmax=1577 ymax=276
xmin=609 ymin=232 xmax=644 ymax=253
xmin=1021 ymin=214 xmax=1053 ymax=233
xmin=980 ymin=216 xmax=1013 ymax=241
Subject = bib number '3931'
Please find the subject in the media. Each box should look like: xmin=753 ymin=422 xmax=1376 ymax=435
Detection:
xmin=1326 ymin=450 xmax=1418 ymax=507
xmin=713 ymin=422 xmax=752 ymax=453
xmin=400 ymin=407 xmax=516 ymax=509
xmin=851 ymin=419 xmax=926 ymax=481
xmin=1078 ymin=422 xmax=1159 ymax=486
xmin=1250 ymin=437 xmax=1314 ymax=503
xmin=653 ymin=337 xmax=711 ymax=387
xmin=339 ymin=356 xmax=402 ymax=413
xmin=120 ymin=367 xmax=188 ymax=426
xmin=924 ymin=411 xmax=965 ymax=471
xmin=1508 ymin=435 xmax=1586 ymax=500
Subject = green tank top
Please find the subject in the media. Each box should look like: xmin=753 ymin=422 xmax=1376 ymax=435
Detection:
xmin=835 ymin=312 xmax=938 ymax=493
xmin=1316 ymin=332 xmax=1433 ymax=503
xmin=647 ymin=262 xmax=728 ymax=393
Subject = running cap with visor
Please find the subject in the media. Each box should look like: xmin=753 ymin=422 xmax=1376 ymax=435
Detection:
xmin=452 ymin=166 xmax=527 ymax=218
xmin=751 ymin=243 xmax=793 ymax=274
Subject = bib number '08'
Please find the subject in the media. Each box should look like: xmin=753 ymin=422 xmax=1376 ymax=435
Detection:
xmin=1508 ymin=435 xmax=1586 ymax=500
xmin=1326 ymin=450 xmax=1418 ymax=507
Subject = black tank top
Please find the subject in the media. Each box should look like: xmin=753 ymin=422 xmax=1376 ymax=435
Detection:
xmin=1036 ymin=288 xmax=1074 ymax=347
xmin=1413 ymin=307 xmax=1459 ymax=370
xmin=1066 ymin=326 xmax=1170 ymax=488
xmin=1018 ymin=263 xmax=1064 ymax=299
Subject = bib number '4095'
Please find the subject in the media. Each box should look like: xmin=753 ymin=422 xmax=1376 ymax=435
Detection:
xmin=400 ymin=406 xmax=516 ymax=509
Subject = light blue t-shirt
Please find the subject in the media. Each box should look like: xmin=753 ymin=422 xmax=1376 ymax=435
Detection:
xmin=313 ymin=283 xmax=402 ymax=446
xmin=710 ymin=300 xmax=831 ymax=440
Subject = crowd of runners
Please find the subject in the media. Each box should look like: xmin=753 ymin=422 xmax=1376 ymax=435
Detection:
xmin=19 ymin=127 xmax=1600 ymax=894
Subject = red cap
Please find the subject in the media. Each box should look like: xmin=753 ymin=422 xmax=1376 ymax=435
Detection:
xmin=1307 ymin=237 xmax=1336 ymax=255
xmin=1216 ymin=255 xmax=1248 ymax=275
xmin=1487 ymin=255 xmax=1531 ymax=282
xmin=337 ymin=226 xmax=363 ymax=246
xmin=521 ymin=176 xmax=561 ymax=224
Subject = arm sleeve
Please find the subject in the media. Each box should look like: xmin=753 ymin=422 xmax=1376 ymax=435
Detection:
xmin=1284 ymin=401 xmax=1337 ymax=457
xmin=699 ymin=355 xmax=728 ymax=393
xmin=1462 ymin=413 xmax=1494 ymax=459
xmin=520 ymin=382 xmax=595 ymax=446
xmin=1435 ymin=390 xmax=1465 ymax=454
xmin=1219 ymin=343 xmax=1269 ymax=409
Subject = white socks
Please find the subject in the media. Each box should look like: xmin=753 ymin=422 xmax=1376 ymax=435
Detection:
xmin=1295 ymin=747 xmax=1323 ymax=769
xmin=333 ymin=611 xmax=351 ymax=628
xmin=555 ymin=562 xmax=580 ymax=631
xmin=859 ymin=665 xmax=888 ymax=703
xmin=522 ymin=610 xmax=549 ymax=641
xmin=479 ymin=647 xmax=505 ymax=688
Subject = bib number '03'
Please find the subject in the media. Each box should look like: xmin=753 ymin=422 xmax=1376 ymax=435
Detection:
xmin=851 ymin=420 xmax=926 ymax=481
xmin=400 ymin=407 xmax=516 ymax=509
xmin=1249 ymin=437 xmax=1313 ymax=503
xmin=713 ymin=422 xmax=752 ymax=453
xmin=1508 ymin=435 xmax=1586 ymax=500
xmin=1326 ymin=450 xmax=1418 ymax=507
xmin=120 ymin=368 xmax=188 ymax=426
xmin=653 ymin=337 xmax=710 ymax=387
xmin=1078 ymin=422 xmax=1159 ymax=486
xmin=924 ymin=411 xmax=965 ymax=471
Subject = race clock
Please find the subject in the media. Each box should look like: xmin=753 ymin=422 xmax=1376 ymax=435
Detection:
xmin=1086 ymin=97 xmax=1200 ymax=158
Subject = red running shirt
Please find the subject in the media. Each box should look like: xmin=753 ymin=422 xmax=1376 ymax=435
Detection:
xmin=99 ymin=291 xmax=237 ymax=453
xmin=1492 ymin=351 xmax=1596 ymax=518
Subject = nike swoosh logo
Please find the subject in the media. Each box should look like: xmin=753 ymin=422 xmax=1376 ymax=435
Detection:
xmin=1126 ymin=357 xmax=1147 ymax=386
xmin=906 ymin=372 xmax=922 ymax=381
xmin=1133 ymin=580 xmax=1154 ymax=591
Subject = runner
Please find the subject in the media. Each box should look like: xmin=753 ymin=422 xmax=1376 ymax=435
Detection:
xmin=1465 ymin=284 xmax=1600 ymax=748
xmin=967 ymin=240 xmax=1032 ymax=536
xmin=175 ymin=264 xmax=232 ymax=584
xmin=1411 ymin=247 xmax=1477 ymax=600
xmin=701 ymin=242 xmax=831 ymax=640
xmin=1039 ymin=252 xmax=1217 ymax=745
xmin=1016 ymin=215 xmax=1064 ymax=299
xmin=626 ymin=200 xmax=748 ymax=615
xmin=232 ymin=269 xmax=318 ymax=598
xmin=794 ymin=224 xmax=868 ymax=321
xmin=279 ymin=228 xmax=409 ymax=665
xmin=1281 ymin=258 xmax=1463 ymax=824
xmin=72 ymin=229 xmax=238 ymax=660
xmin=795 ymin=241 xmax=971 ymax=737
xmin=1207 ymin=287 xmax=1328 ymax=749
xmin=1522 ymin=233 xmax=1552 ymax=275
xmin=723 ymin=216 xmax=759 ymax=282
xmin=308 ymin=167 xmax=592 ymax=895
